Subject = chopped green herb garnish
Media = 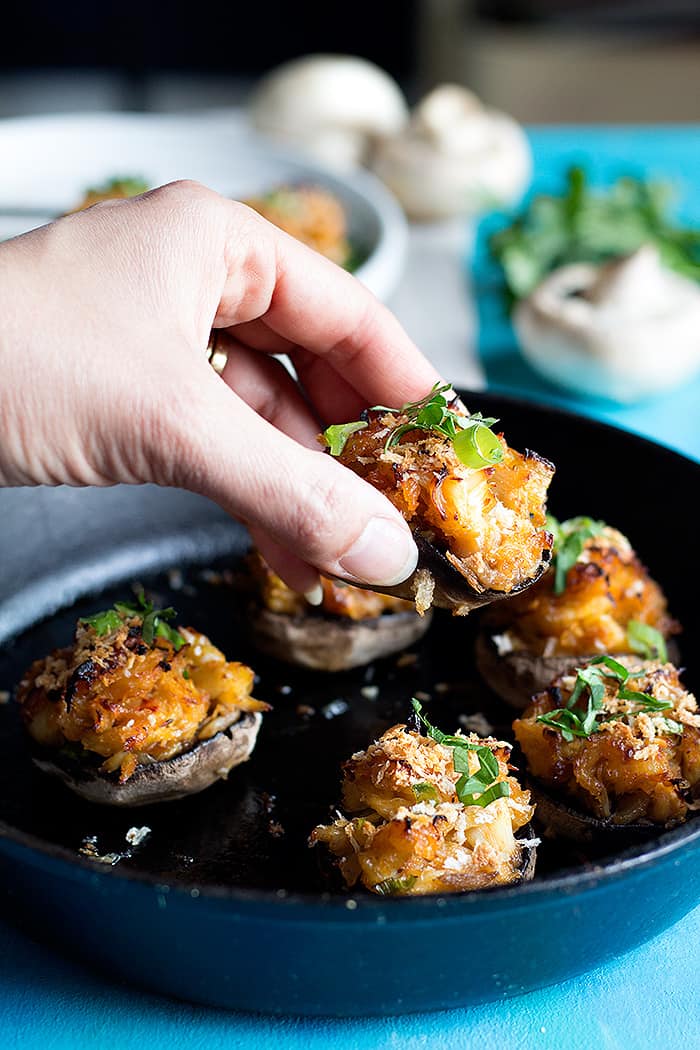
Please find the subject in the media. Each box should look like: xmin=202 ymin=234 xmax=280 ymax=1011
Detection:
xmin=411 ymin=699 xmax=510 ymax=808
xmin=659 ymin=717 xmax=684 ymax=735
xmin=627 ymin=619 xmax=668 ymax=664
xmin=322 ymin=421 xmax=368 ymax=456
xmin=323 ymin=382 xmax=503 ymax=471
xmin=412 ymin=782 xmax=439 ymax=802
xmin=547 ymin=515 xmax=606 ymax=594
xmin=536 ymin=654 xmax=678 ymax=741
xmin=374 ymin=875 xmax=418 ymax=896
xmin=79 ymin=609 xmax=124 ymax=636
xmin=182 ymin=668 xmax=190 ymax=680
xmin=80 ymin=591 xmax=186 ymax=651
xmin=490 ymin=165 xmax=700 ymax=306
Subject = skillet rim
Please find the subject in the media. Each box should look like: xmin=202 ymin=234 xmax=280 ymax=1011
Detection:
xmin=1 ymin=389 xmax=699 ymax=915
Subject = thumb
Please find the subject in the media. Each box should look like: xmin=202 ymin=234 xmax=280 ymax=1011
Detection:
xmin=168 ymin=376 xmax=418 ymax=588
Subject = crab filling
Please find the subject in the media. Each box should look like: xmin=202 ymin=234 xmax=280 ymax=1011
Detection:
xmin=17 ymin=610 xmax=267 ymax=783
xmin=483 ymin=525 xmax=677 ymax=658
xmin=514 ymin=661 xmax=700 ymax=825
xmin=338 ymin=411 xmax=553 ymax=599
xmin=311 ymin=723 xmax=534 ymax=895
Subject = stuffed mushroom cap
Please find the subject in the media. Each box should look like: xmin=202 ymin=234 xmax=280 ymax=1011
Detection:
xmin=476 ymin=521 xmax=679 ymax=708
xmin=17 ymin=596 xmax=269 ymax=805
xmin=248 ymin=554 xmax=432 ymax=671
xmin=326 ymin=390 xmax=554 ymax=615
xmin=513 ymin=658 xmax=700 ymax=834
xmin=311 ymin=717 xmax=536 ymax=895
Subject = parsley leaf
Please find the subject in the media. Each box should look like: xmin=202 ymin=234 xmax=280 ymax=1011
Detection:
xmin=80 ymin=592 xmax=186 ymax=651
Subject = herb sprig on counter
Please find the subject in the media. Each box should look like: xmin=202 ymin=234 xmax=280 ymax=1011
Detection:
xmin=323 ymin=383 xmax=504 ymax=470
xmin=490 ymin=165 xmax=700 ymax=305
xmin=546 ymin=515 xmax=606 ymax=595
xmin=536 ymin=655 xmax=680 ymax=742
xmin=411 ymin=698 xmax=510 ymax=808
xmin=80 ymin=591 xmax=186 ymax=651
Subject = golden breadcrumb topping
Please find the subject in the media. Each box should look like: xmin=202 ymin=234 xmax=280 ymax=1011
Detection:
xmin=244 ymin=185 xmax=350 ymax=266
xmin=484 ymin=527 xmax=678 ymax=657
xmin=17 ymin=615 xmax=267 ymax=782
xmin=337 ymin=412 xmax=553 ymax=600
xmin=310 ymin=724 xmax=534 ymax=895
xmin=514 ymin=660 xmax=700 ymax=824
xmin=251 ymin=553 xmax=412 ymax=620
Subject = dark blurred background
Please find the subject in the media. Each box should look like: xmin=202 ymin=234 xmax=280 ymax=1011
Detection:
xmin=1 ymin=0 xmax=699 ymax=120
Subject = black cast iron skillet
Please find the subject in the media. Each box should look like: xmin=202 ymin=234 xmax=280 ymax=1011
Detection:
xmin=1 ymin=392 xmax=699 ymax=1017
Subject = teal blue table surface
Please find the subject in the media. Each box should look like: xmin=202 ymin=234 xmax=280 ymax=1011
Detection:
xmin=2 ymin=124 xmax=700 ymax=1048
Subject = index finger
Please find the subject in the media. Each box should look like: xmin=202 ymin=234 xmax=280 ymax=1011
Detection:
xmin=216 ymin=203 xmax=442 ymax=413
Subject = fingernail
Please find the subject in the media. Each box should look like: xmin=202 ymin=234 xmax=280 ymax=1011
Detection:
xmin=338 ymin=518 xmax=418 ymax=587
xmin=304 ymin=583 xmax=324 ymax=607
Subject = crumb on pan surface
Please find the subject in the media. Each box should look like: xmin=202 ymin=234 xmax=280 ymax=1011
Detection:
xmin=17 ymin=612 xmax=267 ymax=783
xmin=514 ymin=660 xmax=700 ymax=825
xmin=310 ymin=723 xmax=534 ymax=895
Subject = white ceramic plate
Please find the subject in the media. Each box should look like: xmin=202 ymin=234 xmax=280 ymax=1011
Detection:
xmin=0 ymin=111 xmax=407 ymax=301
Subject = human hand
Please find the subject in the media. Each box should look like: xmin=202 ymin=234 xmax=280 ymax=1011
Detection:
xmin=0 ymin=181 xmax=441 ymax=594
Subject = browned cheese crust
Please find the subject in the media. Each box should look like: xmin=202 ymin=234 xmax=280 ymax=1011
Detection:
xmin=310 ymin=724 xmax=535 ymax=895
xmin=17 ymin=617 xmax=268 ymax=783
xmin=513 ymin=661 xmax=700 ymax=826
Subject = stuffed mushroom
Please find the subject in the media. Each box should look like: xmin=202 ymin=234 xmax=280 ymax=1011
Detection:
xmin=324 ymin=384 xmax=554 ymax=615
xmin=310 ymin=700 xmax=536 ymax=895
xmin=247 ymin=553 xmax=431 ymax=671
xmin=16 ymin=593 xmax=269 ymax=806
xmin=513 ymin=657 xmax=700 ymax=842
xmin=476 ymin=518 xmax=679 ymax=709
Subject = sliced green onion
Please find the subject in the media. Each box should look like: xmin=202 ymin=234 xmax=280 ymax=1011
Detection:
xmin=452 ymin=422 xmax=504 ymax=469
xmin=412 ymin=782 xmax=439 ymax=802
xmin=374 ymin=875 xmax=418 ymax=896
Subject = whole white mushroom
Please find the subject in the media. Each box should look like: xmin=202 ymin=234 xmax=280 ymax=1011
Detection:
xmin=372 ymin=84 xmax=531 ymax=220
xmin=513 ymin=245 xmax=700 ymax=403
xmin=249 ymin=54 xmax=408 ymax=170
